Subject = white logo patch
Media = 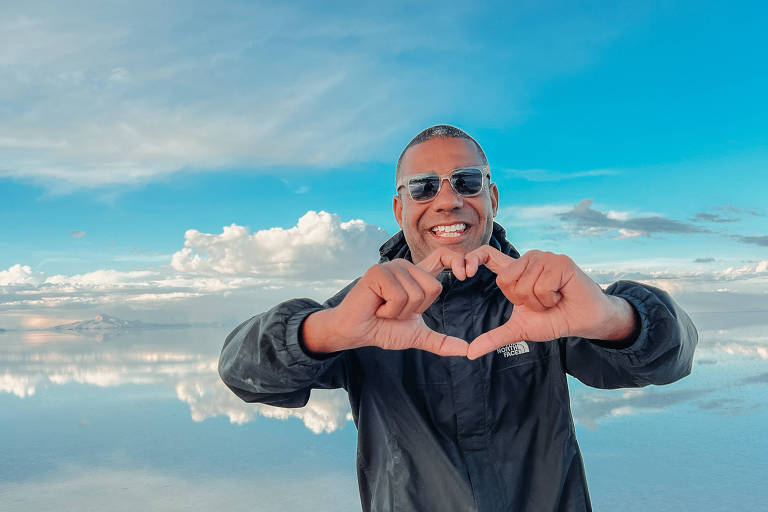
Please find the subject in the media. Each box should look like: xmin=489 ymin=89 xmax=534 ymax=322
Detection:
xmin=496 ymin=341 xmax=530 ymax=358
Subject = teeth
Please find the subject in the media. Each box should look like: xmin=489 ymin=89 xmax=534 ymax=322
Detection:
xmin=431 ymin=223 xmax=467 ymax=237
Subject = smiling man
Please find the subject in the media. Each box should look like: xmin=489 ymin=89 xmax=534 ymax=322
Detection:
xmin=219 ymin=125 xmax=698 ymax=511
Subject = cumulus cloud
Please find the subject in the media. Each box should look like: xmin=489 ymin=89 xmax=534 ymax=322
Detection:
xmin=171 ymin=210 xmax=389 ymax=279
xmin=69 ymin=230 xmax=86 ymax=238
xmin=557 ymin=198 xmax=709 ymax=237
xmin=0 ymin=211 xmax=388 ymax=323
xmin=0 ymin=264 xmax=44 ymax=286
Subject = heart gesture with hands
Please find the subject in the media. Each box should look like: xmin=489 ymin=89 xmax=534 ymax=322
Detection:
xmin=302 ymin=246 xmax=636 ymax=360
xmin=302 ymin=247 xmax=472 ymax=357
xmin=463 ymin=247 xmax=637 ymax=360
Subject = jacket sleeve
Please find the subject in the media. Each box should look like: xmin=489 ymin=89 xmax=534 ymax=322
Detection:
xmin=218 ymin=280 xmax=358 ymax=408
xmin=559 ymin=280 xmax=698 ymax=389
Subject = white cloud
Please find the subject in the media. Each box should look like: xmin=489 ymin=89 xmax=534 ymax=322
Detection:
xmin=2 ymin=217 xmax=767 ymax=327
xmin=0 ymin=211 xmax=388 ymax=323
xmin=614 ymin=228 xmax=643 ymax=239
xmin=582 ymin=258 xmax=768 ymax=295
xmin=0 ymin=1 xmax=635 ymax=188
xmin=171 ymin=210 xmax=389 ymax=279
xmin=44 ymin=269 xmax=157 ymax=288
xmin=0 ymin=264 xmax=44 ymax=286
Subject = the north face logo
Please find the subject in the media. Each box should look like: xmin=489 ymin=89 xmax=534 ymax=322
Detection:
xmin=496 ymin=341 xmax=530 ymax=358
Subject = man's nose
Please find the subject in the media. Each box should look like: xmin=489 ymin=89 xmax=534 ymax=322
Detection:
xmin=431 ymin=177 xmax=463 ymax=211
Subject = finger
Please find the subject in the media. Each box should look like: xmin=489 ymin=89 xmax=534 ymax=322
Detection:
xmin=507 ymin=260 xmax=547 ymax=312
xmin=466 ymin=321 xmax=527 ymax=360
xmin=417 ymin=248 xmax=467 ymax=280
xmin=494 ymin=255 xmax=530 ymax=303
xmin=464 ymin=250 xmax=480 ymax=278
xmin=386 ymin=264 xmax=428 ymax=319
xmin=412 ymin=326 xmax=469 ymax=357
xmin=404 ymin=265 xmax=443 ymax=313
xmin=533 ymin=265 xmax=564 ymax=308
xmin=369 ymin=266 xmax=409 ymax=319
xmin=466 ymin=245 xmax=518 ymax=276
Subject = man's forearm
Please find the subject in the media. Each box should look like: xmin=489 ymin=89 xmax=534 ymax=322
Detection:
xmin=301 ymin=308 xmax=345 ymax=355
xmin=596 ymin=296 xmax=640 ymax=344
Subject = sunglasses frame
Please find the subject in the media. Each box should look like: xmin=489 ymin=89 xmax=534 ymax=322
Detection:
xmin=396 ymin=165 xmax=491 ymax=203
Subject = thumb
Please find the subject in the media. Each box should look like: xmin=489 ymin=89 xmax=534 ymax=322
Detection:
xmin=411 ymin=324 xmax=469 ymax=357
xmin=467 ymin=322 xmax=526 ymax=360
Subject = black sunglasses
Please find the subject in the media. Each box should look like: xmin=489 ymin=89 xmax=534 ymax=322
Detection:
xmin=396 ymin=166 xmax=490 ymax=203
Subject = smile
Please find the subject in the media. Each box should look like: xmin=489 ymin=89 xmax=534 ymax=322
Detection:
xmin=429 ymin=223 xmax=468 ymax=238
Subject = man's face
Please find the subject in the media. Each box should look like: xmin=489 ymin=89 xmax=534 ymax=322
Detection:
xmin=393 ymin=137 xmax=499 ymax=264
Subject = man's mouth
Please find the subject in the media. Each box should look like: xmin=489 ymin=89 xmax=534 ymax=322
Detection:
xmin=429 ymin=223 xmax=468 ymax=239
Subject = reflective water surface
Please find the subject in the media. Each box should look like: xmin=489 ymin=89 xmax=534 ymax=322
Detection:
xmin=2 ymin=313 xmax=767 ymax=511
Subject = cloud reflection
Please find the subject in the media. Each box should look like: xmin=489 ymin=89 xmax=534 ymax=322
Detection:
xmin=3 ymin=308 xmax=767 ymax=434
xmin=176 ymin=373 xmax=351 ymax=433
xmin=0 ymin=328 xmax=353 ymax=434
xmin=570 ymin=387 xmax=714 ymax=429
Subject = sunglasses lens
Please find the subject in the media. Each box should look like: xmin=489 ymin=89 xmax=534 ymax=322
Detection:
xmin=405 ymin=168 xmax=486 ymax=201
xmin=451 ymin=169 xmax=484 ymax=196
xmin=408 ymin=176 xmax=440 ymax=201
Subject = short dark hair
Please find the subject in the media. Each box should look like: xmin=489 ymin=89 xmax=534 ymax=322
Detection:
xmin=395 ymin=124 xmax=488 ymax=183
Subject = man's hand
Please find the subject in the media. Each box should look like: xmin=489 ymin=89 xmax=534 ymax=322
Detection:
xmin=302 ymin=248 xmax=470 ymax=357
xmin=464 ymin=247 xmax=638 ymax=360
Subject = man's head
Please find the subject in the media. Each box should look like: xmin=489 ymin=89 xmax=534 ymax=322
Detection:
xmin=393 ymin=125 xmax=498 ymax=264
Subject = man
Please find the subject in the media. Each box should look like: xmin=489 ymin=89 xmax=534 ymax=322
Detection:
xmin=219 ymin=125 xmax=697 ymax=511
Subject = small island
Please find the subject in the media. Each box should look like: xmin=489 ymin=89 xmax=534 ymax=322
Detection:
xmin=52 ymin=314 xmax=151 ymax=331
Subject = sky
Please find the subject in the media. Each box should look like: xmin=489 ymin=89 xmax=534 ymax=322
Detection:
xmin=1 ymin=1 xmax=767 ymax=510
xmin=0 ymin=0 xmax=767 ymax=330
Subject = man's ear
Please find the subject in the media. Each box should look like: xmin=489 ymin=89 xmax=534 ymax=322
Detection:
xmin=490 ymin=183 xmax=499 ymax=217
xmin=393 ymin=195 xmax=403 ymax=228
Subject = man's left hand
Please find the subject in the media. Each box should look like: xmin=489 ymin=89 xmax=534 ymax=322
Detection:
xmin=463 ymin=246 xmax=638 ymax=360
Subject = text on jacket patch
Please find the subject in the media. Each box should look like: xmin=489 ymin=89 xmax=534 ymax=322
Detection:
xmin=496 ymin=341 xmax=530 ymax=358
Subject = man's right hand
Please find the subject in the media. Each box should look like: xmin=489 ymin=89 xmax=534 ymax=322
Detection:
xmin=302 ymin=248 xmax=469 ymax=357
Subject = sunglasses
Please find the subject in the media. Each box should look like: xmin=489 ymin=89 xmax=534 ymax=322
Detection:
xmin=396 ymin=166 xmax=490 ymax=202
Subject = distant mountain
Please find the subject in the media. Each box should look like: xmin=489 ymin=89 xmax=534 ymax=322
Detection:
xmin=52 ymin=314 xmax=151 ymax=331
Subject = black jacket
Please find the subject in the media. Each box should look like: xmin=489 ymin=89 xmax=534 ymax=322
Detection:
xmin=219 ymin=224 xmax=698 ymax=511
